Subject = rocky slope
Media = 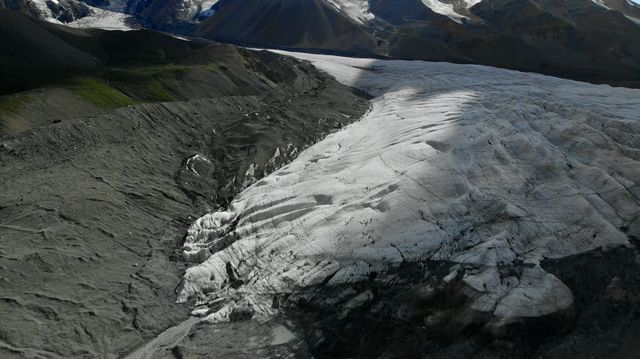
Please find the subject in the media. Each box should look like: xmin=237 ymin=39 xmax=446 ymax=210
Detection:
xmin=170 ymin=51 xmax=640 ymax=358
xmin=0 ymin=12 xmax=369 ymax=357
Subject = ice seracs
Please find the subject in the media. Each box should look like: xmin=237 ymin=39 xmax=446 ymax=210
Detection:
xmin=178 ymin=51 xmax=639 ymax=329
xmin=421 ymin=0 xmax=469 ymax=23
xmin=325 ymin=0 xmax=375 ymax=24
xmin=66 ymin=6 xmax=135 ymax=30
xmin=21 ymin=0 xmax=136 ymax=30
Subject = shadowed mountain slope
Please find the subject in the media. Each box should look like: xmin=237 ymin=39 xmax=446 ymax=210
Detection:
xmin=194 ymin=0 xmax=640 ymax=87
xmin=195 ymin=0 xmax=379 ymax=54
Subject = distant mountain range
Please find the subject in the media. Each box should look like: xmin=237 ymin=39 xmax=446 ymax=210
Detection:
xmin=194 ymin=0 xmax=640 ymax=86
xmin=2 ymin=0 xmax=639 ymax=86
xmin=0 ymin=0 xmax=220 ymax=28
xmin=0 ymin=0 xmax=640 ymax=87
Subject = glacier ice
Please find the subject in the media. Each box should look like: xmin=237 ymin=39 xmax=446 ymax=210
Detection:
xmin=178 ymin=51 xmax=640 ymax=327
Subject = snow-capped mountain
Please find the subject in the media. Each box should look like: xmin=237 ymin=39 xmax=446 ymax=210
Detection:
xmin=194 ymin=0 xmax=640 ymax=87
xmin=325 ymin=0 xmax=375 ymax=24
xmin=124 ymin=0 xmax=221 ymax=29
xmin=0 ymin=0 xmax=220 ymax=29
xmin=328 ymin=0 xmax=640 ymax=24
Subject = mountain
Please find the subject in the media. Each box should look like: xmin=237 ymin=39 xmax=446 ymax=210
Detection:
xmin=195 ymin=0 xmax=640 ymax=87
xmin=194 ymin=0 xmax=379 ymax=54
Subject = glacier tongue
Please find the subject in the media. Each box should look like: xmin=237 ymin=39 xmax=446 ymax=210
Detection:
xmin=178 ymin=51 xmax=639 ymax=328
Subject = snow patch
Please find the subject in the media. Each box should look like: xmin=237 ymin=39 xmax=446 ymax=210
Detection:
xmin=325 ymin=0 xmax=375 ymax=24
xmin=421 ymin=0 xmax=468 ymax=23
xmin=180 ymin=0 xmax=221 ymax=20
xmin=461 ymin=0 xmax=483 ymax=7
xmin=591 ymin=0 xmax=612 ymax=9
xmin=626 ymin=14 xmax=640 ymax=24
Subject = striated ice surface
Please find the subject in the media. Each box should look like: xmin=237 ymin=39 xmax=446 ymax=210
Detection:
xmin=178 ymin=51 xmax=639 ymax=325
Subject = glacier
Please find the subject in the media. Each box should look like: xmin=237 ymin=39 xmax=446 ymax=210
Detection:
xmin=177 ymin=51 xmax=640 ymax=330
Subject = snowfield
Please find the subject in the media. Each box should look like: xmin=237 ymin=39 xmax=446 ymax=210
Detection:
xmin=178 ymin=51 xmax=640 ymax=329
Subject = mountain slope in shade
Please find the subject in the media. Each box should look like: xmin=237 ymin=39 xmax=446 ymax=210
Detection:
xmin=0 ymin=9 xmax=202 ymax=94
xmin=194 ymin=0 xmax=640 ymax=87
xmin=195 ymin=0 xmax=379 ymax=54
xmin=593 ymin=0 xmax=640 ymax=23
xmin=0 ymin=10 xmax=98 ymax=93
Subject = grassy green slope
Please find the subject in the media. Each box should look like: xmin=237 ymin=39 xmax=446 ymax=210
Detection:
xmin=0 ymin=9 xmax=264 ymax=134
xmin=0 ymin=9 xmax=207 ymax=96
